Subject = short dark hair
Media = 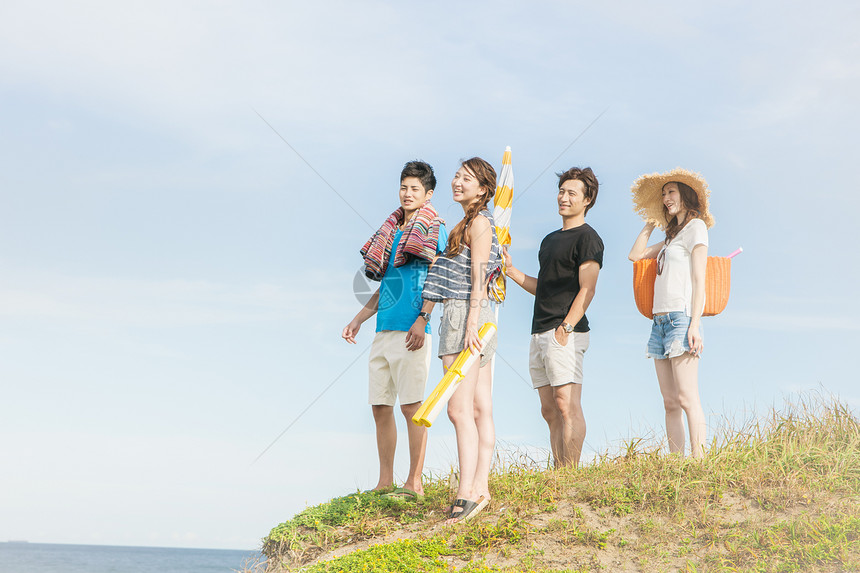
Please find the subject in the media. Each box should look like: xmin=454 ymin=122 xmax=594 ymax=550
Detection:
xmin=401 ymin=160 xmax=436 ymax=192
xmin=557 ymin=167 xmax=598 ymax=214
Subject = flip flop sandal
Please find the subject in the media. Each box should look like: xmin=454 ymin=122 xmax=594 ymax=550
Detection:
xmin=362 ymin=486 xmax=395 ymax=495
xmin=383 ymin=487 xmax=424 ymax=502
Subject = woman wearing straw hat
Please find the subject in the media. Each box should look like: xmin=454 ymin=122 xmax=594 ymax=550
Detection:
xmin=628 ymin=168 xmax=714 ymax=459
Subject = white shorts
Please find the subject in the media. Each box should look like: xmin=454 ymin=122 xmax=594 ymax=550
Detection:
xmin=529 ymin=329 xmax=589 ymax=388
xmin=368 ymin=330 xmax=433 ymax=406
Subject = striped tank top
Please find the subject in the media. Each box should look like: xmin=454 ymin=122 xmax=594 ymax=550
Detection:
xmin=422 ymin=210 xmax=503 ymax=302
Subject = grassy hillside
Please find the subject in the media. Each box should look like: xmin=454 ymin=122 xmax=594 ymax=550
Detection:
xmin=252 ymin=397 xmax=859 ymax=572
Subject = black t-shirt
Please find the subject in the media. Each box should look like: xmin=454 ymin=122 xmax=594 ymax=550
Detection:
xmin=531 ymin=223 xmax=604 ymax=334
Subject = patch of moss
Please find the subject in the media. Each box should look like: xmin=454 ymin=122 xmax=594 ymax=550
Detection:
xmin=301 ymin=538 xmax=450 ymax=573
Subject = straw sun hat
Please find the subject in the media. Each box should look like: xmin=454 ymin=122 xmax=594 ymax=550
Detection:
xmin=630 ymin=167 xmax=714 ymax=230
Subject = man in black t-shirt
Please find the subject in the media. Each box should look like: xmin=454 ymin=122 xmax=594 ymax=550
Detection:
xmin=504 ymin=167 xmax=604 ymax=467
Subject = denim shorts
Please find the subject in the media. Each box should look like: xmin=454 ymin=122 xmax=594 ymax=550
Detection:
xmin=646 ymin=311 xmax=700 ymax=360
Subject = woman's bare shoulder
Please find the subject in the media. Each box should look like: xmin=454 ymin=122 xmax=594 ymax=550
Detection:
xmin=470 ymin=213 xmax=492 ymax=231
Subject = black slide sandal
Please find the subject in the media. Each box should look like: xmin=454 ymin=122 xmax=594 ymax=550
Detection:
xmin=447 ymin=498 xmax=479 ymax=522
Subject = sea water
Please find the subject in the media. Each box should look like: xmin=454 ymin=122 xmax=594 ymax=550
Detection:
xmin=0 ymin=542 xmax=262 ymax=573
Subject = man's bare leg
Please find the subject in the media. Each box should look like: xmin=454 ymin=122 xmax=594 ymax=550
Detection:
xmin=537 ymin=386 xmax=563 ymax=467
xmin=400 ymin=401 xmax=426 ymax=495
xmin=553 ymin=383 xmax=586 ymax=467
xmin=371 ymin=404 xmax=396 ymax=490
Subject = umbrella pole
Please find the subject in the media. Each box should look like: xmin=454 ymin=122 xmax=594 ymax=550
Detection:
xmin=490 ymin=302 xmax=499 ymax=392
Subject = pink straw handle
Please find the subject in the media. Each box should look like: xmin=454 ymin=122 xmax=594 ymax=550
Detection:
xmin=727 ymin=247 xmax=743 ymax=259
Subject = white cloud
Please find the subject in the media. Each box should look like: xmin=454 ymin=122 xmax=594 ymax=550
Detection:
xmin=0 ymin=1 xmax=614 ymax=153
xmin=0 ymin=1 xmax=460 ymax=141
xmin=718 ymin=292 xmax=860 ymax=332
xmin=0 ymin=269 xmax=355 ymax=326
xmin=722 ymin=312 xmax=859 ymax=333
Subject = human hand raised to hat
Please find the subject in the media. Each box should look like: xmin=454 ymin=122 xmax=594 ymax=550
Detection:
xmin=628 ymin=223 xmax=660 ymax=262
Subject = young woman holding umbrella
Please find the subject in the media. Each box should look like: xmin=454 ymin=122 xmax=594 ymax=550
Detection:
xmin=422 ymin=157 xmax=503 ymax=522
xmin=628 ymin=168 xmax=714 ymax=459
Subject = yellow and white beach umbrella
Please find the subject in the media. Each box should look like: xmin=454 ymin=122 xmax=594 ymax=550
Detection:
xmin=490 ymin=146 xmax=513 ymax=303
xmin=412 ymin=322 xmax=498 ymax=427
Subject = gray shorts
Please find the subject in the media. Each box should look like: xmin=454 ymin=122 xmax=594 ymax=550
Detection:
xmin=438 ymin=299 xmax=497 ymax=367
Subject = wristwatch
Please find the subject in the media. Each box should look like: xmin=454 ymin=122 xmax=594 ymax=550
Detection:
xmin=561 ymin=322 xmax=574 ymax=334
xmin=418 ymin=311 xmax=432 ymax=322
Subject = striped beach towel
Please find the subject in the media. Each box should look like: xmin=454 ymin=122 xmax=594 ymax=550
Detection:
xmin=361 ymin=202 xmax=444 ymax=281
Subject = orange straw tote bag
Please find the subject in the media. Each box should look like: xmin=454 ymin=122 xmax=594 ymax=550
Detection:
xmin=633 ymin=257 xmax=731 ymax=319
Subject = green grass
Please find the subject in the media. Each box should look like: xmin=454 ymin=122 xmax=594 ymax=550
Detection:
xmin=258 ymin=395 xmax=860 ymax=572
xmin=293 ymin=534 xmax=594 ymax=573
xmin=262 ymin=479 xmax=451 ymax=560
xmin=713 ymin=512 xmax=860 ymax=572
xmin=298 ymin=538 xmax=451 ymax=573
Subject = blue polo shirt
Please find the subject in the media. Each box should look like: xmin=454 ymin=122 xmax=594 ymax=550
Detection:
xmin=376 ymin=225 xmax=448 ymax=333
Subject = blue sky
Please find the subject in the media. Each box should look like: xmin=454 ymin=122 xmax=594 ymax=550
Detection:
xmin=1 ymin=0 xmax=858 ymax=551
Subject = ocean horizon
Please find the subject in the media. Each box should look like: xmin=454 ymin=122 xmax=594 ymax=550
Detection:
xmin=0 ymin=541 xmax=263 ymax=573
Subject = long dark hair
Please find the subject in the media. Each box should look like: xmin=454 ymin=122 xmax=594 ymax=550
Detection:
xmin=663 ymin=181 xmax=702 ymax=243
xmin=446 ymin=157 xmax=496 ymax=256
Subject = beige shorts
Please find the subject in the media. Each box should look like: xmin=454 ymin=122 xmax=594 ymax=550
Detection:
xmin=529 ymin=329 xmax=589 ymax=388
xmin=368 ymin=330 xmax=433 ymax=406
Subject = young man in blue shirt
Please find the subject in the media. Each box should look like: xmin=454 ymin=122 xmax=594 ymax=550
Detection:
xmin=342 ymin=161 xmax=447 ymax=497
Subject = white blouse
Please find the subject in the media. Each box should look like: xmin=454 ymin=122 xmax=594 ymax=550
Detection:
xmin=653 ymin=218 xmax=709 ymax=316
